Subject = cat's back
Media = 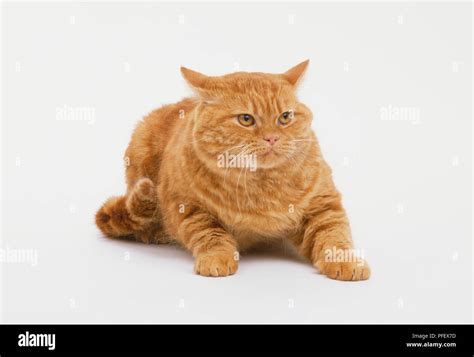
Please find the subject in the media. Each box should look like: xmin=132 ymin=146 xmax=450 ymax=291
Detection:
xmin=125 ymin=98 xmax=196 ymax=188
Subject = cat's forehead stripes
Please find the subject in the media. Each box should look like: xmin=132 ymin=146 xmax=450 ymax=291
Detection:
xmin=245 ymin=91 xmax=284 ymax=119
xmin=219 ymin=75 xmax=295 ymax=119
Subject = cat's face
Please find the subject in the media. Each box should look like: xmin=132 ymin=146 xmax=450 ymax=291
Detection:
xmin=182 ymin=61 xmax=313 ymax=171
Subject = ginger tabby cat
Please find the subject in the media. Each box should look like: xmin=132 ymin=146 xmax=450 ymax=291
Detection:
xmin=95 ymin=60 xmax=370 ymax=281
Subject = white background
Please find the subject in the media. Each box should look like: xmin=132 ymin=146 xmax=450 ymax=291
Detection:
xmin=1 ymin=1 xmax=472 ymax=323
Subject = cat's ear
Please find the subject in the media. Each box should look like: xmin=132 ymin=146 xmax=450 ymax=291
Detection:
xmin=181 ymin=66 xmax=211 ymax=96
xmin=282 ymin=60 xmax=309 ymax=87
xmin=181 ymin=67 xmax=208 ymax=88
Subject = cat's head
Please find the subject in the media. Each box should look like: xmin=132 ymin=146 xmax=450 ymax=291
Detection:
xmin=182 ymin=61 xmax=313 ymax=171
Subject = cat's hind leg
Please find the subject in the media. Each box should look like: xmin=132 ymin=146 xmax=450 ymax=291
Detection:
xmin=95 ymin=178 xmax=161 ymax=243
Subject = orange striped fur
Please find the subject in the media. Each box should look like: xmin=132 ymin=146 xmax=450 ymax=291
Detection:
xmin=95 ymin=61 xmax=370 ymax=280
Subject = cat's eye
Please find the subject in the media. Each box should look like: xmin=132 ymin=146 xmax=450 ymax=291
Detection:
xmin=278 ymin=111 xmax=294 ymax=126
xmin=237 ymin=114 xmax=256 ymax=127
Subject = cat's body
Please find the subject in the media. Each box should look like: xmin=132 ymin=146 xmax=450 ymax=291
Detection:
xmin=127 ymin=98 xmax=318 ymax=249
xmin=96 ymin=61 xmax=371 ymax=280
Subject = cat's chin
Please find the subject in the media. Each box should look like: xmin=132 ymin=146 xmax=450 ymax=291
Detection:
xmin=254 ymin=152 xmax=290 ymax=170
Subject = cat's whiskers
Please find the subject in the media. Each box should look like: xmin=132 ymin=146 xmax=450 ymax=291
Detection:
xmin=222 ymin=149 xmax=241 ymax=187
xmin=218 ymin=143 xmax=247 ymax=156
xmin=222 ymin=144 xmax=252 ymax=186
xmin=191 ymin=136 xmax=211 ymax=144
xmin=286 ymin=150 xmax=307 ymax=182
xmin=235 ymin=164 xmax=246 ymax=215
xmin=290 ymin=139 xmax=316 ymax=143
xmin=243 ymin=165 xmax=252 ymax=206
xmin=234 ymin=144 xmax=255 ymax=214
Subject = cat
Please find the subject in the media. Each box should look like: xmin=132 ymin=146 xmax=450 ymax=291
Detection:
xmin=95 ymin=60 xmax=371 ymax=281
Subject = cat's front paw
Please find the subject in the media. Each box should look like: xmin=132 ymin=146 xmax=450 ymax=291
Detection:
xmin=315 ymin=257 xmax=371 ymax=281
xmin=194 ymin=252 xmax=238 ymax=277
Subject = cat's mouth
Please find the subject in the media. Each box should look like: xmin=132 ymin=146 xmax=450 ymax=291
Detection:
xmin=261 ymin=148 xmax=275 ymax=156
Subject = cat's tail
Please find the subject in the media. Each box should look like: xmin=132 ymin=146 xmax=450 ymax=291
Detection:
xmin=95 ymin=178 xmax=163 ymax=243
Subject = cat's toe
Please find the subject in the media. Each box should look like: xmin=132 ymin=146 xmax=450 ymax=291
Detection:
xmin=134 ymin=178 xmax=156 ymax=200
xmin=194 ymin=253 xmax=238 ymax=277
xmin=316 ymin=259 xmax=371 ymax=281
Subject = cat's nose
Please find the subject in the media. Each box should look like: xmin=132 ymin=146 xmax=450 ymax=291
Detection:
xmin=264 ymin=134 xmax=280 ymax=146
